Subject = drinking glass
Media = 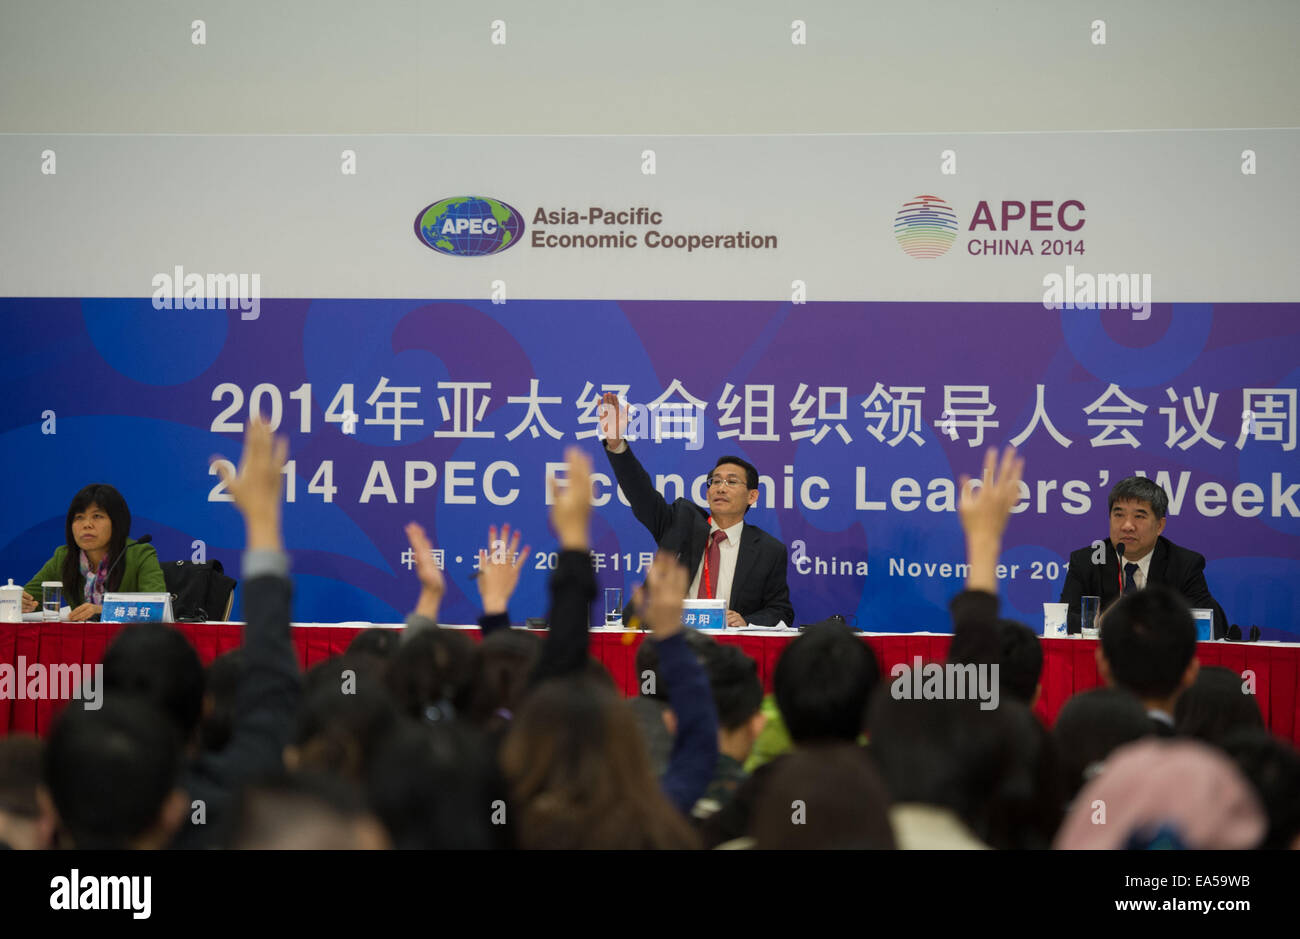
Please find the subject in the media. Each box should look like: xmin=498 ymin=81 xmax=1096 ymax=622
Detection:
xmin=1080 ymin=595 xmax=1100 ymax=639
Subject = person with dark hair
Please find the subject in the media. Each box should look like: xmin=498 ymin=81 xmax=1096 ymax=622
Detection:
xmin=1058 ymin=475 xmax=1226 ymax=635
xmin=102 ymin=622 xmax=206 ymax=742
xmin=1052 ymin=687 xmax=1153 ymax=803
xmin=775 ymin=622 xmax=881 ymax=744
xmin=1096 ymin=585 xmax=1200 ymax=736
xmin=628 ymin=695 xmax=676 ymax=778
xmin=947 ymin=618 xmax=1043 ymax=707
xmin=367 ymin=721 xmax=509 ymax=849
xmin=701 ymin=620 xmax=880 ymax=846
xmin=467 ymin=629 xmax=541 ymax=736
xmin=22 ymin=483 xmax=165 ymax=621
xmin=171 ymin=418 xmax=304 ymax=848
xmin=868 ymin=692 xmax=1000 ymax=849
xmin=345 ymin=627 xmax=402 ymax=683
xmin=1218 ymin=728 xmax=1300 ymax=850
xmin=228 ymin=773 xmax=388 ymax=850
xmin=387 ymin=628 xmax=480 ymax=724
xmin=869 ymin=689 xmax=1059 ymax=849
xmin=0 ymin=736 xmax=47 ymax=849
xmin=199 ymin=649 xmax=245 ymax=754
xmin=635 ymin=627 xmax=718 ymax=710
xmin=597 ymin=391 xmax=794 ymax=627
xmin=287 ymin=678 xmax=403 ymax=784
xmin=39 ymin=697 xmax=188 ymax=849
xmin=638 ymin=633 xmax=766 ymax=820
xmin=871 ymin=444 xmax=1056 ymax=848
xmin=501 ymin=674 xmax=701 ymax=849
xmin=706 ymin=643 xmax=764 ymax=731
xmin=985 ymin=701 xmax=1064 ymax=850
xmin=1174 ymin=665 xmax=1263 ymax=744
xmin=408 ymin=448 xmax=718 ymax=825
xmin=497 ymin=535 xmax=716 ymax=847
xmin=752 ymin=744 xmax=895 ymax=849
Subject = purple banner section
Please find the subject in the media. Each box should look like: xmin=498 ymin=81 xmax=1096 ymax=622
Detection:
xmin=0 ymin=299 xmax=1296 ymax=638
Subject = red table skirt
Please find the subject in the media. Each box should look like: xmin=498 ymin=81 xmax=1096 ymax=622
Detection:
xmin=1 ymin=622 xmax=1296 ymax=744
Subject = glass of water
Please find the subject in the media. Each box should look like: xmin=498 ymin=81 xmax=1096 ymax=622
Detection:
xmin=604 ymin=587 xmax=623 ymax=627
xmin=42 ymin=581 xmax=63 ymax=621
xmin=1080 ymin=595 xmax=1100 ymax=639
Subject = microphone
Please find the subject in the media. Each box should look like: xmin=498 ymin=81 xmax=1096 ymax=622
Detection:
xmin=1115 ymin=541 xmax=1126 ymax=594
xmin=104 ymin=534 xmax=152 ymax=591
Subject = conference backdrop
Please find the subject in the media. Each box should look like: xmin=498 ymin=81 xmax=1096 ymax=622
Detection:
xmin=1 ymin=132 xmax=1297 ymax=636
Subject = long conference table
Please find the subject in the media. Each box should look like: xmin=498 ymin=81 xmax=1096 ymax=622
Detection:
xmin=1 ymin=620 xmax=1297 ymax=744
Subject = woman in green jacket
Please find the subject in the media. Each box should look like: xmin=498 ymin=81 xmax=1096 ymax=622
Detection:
xmin=22 ymin=484 xmax=166 ymax=621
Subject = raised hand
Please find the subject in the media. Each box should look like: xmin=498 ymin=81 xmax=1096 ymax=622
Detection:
xmin=475 ymin=523 xmax=531 ymax=616
xmin=549 ymin=446 xmax=593 ymax=551
xmin=958 ymin=445 xmax=1024 ymax=541
xmin=957 ymin=445 xmax=1024 ymax=592
xmin=215 ymin=416 xmax=288 ymax=551
xmin=644 ymin=550 xmax=689 ymax=639
xmin=598 ymin=391 xmax=627 ymax=449
xmin=404 ymin=521 xmax=446 ymax=621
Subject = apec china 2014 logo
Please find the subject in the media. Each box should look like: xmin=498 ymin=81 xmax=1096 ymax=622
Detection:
xmin=895 ymin=194 xmax=1087 ymax=259
xmin=893 ymin=195 xmax=959 ymax=258
xmin=414 ymin=196 xmax=525 ymax=257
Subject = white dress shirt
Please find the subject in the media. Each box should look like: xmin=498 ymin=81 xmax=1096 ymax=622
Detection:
xmin=1121 ymin=549 xmax=1153 ymax=591
xmin=689 ymin=518 xmax=744 ymax=608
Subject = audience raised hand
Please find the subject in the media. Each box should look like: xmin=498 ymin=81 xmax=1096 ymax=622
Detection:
xmin=642 ymin=551 xmax=688 ymax=640
xmin=403 ymin=521 xmax=446 ymax=623
xmin=957 ymin=444 xmax=1023 ymax=594
xmin=549 ymin=446 xmax=593 ymax=551
xmin=475 ymin=524 xmax=531 ymax=618
xmin=25 ymin=420 xmax=1300 ymax=860
xmin=215 ymin=416 xmax=287 ymax=552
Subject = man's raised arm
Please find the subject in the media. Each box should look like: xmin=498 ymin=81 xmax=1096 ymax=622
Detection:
xmin=599 ymin=391 xmax=675 ymax=542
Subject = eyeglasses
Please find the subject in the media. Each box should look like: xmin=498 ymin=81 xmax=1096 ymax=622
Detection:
xmin=707 ymin=476 xmax=747 ymax=490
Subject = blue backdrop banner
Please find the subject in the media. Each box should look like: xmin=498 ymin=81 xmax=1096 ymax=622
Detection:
xmin=2 ymin=298 xmax=1296 ymax=638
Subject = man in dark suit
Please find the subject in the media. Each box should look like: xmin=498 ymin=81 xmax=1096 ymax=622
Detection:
xmin=598 ymin=392 xmax=794 ymax=627
xmin=1059 ymin=476 xmax=1227 ymax=637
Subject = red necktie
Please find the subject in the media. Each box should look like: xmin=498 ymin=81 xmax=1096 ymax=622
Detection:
xmin=701 ymin=529 xmax=727 ymax=599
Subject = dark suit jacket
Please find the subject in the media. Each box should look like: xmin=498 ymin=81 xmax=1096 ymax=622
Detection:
xmin=173 ymin=570 xmax=301 ymax=848
xmin=1059 ymin=536 xmax=1227 ymax=638
xmin=605 ymin=443 xmax=794 ymax=627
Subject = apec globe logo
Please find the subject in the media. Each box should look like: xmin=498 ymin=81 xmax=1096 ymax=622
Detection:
xmin=414 ymin=196 xmax=525 ymax=257
xmin=893 ymin=194 xmax=958 ymax=258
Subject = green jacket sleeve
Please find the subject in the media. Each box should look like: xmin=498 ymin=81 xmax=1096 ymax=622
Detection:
xmin=123 ymin=543 xmax=167 ymax=593
xmin=25 ymin=547 xmax=67 ymax=600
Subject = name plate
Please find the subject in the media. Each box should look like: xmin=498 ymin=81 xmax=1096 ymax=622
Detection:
xmin=102 ymin=592 xmax=173 ymax=624
xmin=682 ymin=599 xmax=726 ymax=631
